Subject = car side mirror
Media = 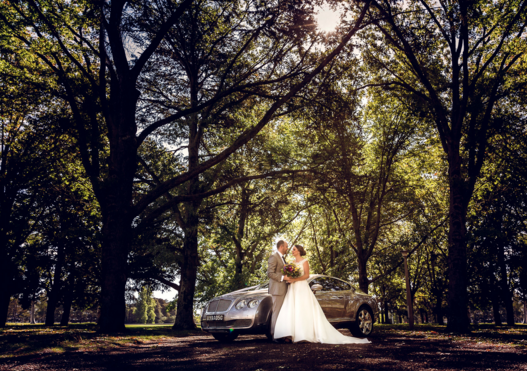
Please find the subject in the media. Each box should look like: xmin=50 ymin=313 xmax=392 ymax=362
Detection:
xmin=311 ymin=284 xmax=323 ymax=294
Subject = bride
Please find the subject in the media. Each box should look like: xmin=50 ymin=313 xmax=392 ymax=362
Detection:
xmin=274 ymin=245 xmax=370 ymax=344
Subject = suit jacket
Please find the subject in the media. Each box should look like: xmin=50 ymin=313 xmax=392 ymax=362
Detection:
xmin=267 ymin=252 xmax=288 ymax=296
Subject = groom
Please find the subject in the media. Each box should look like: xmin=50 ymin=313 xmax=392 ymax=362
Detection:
xmin=267 ymin=240 xmax=291 ymax=340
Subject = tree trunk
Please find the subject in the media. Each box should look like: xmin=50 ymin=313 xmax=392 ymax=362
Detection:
xmin=434 ymin=290 xmax=444 ymax=325
xmin=60 ymin=294 xmax=73 ymax=326
xmin=173 ymin=206 xmax=199 ymax=330
xmin=30 ymin=300 xmax=36 ymax=324
xmin=98 ymin=166 xmax=135 ymax=332
xmin=491 ymin=290 xmax=502 ymax=326
xmin=173 ymin=102 xmax=202 ymax=330
xmin=0 ymin=228 xmax=12 ymax=327
xmin=99 ymin=203 xmax=132 ymax=332
xmin=446 ymin=153 xmax=470 ymax=332
xmin=357 ymin=258 xmax=369 ymax=294
xmin=232 ymin=189 xmax=248 ymax=291
xmin=96 ymin=78 xmax=139 ymax=333
xmin=523 ymin=300 xmax=527 ymax=324
xmin=0 ymin=291 xmax=9 ymax=327
xmin=45 ymin=240 xmax=66 ymax=326
xmin=384 ymin=301 xmax=391 ymax=324
xmin=497 ymin=244 xmax=515 ymax=325
xmin=45 ymin=291 xmax=57 ymax=326
xmin=420 ymin=309 xmax=428 ymax=324
xmin=233 ymin=254 xmax=244 ymax=290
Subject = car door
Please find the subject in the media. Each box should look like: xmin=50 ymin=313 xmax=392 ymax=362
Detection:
xmin=310 ymin=277 xmax=349 ymax=321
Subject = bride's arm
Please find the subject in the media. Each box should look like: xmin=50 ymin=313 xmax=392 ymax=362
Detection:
xmin=290 ymin=261 xmax=310 ymax=282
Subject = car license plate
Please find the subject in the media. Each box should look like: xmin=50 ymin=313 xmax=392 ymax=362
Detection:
xmin=206 ymin=315 xmax=224 ymax=321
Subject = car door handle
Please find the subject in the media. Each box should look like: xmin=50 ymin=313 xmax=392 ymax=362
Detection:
xmin=330 ymin=296 xmax=344 ymax=299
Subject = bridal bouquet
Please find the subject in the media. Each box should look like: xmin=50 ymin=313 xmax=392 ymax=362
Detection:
xmin=282 ymin=263 xmax=301 ymax=278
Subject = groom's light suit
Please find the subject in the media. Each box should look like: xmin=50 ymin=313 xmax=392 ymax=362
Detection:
xmin=267 ymin=251 xmax=288 ymax=336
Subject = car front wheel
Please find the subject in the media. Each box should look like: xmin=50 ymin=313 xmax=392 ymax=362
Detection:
xmin=212 ymin=332 xmax=239 ymax=342
xmin=265 ymin=319 xmax=273 ymax=340
xmin=349 ymin=305 xmax=374 ymax=338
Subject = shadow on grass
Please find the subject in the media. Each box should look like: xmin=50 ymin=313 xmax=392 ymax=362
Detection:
xmin=375 ymin=323 xmax=527 ymax=344
xmin=0 ymin=323 xmax=203 ymax=359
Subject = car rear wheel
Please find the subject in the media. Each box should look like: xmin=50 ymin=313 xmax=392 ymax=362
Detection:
xmin=349 ymin=305 xmax=374 ymax=338
xmin=212 ymin=332 xmax=239 ymax=342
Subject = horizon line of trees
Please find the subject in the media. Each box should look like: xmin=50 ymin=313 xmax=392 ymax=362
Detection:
xmin=5 ymin=289 xmax=177 ymax=325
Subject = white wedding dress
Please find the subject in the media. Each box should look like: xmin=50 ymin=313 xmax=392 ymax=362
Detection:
xmin=274 ymin=258 xmax=370 ymax=344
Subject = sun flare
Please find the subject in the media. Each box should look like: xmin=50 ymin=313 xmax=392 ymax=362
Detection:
xmin=315 ymin=4 xmax=341 ymax=33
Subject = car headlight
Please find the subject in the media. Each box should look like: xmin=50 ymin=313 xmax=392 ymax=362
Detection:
xmin=235 ymin=300 xmax=246 ymax=310
xmin=248 ymin=299 xmax=259 ymax=308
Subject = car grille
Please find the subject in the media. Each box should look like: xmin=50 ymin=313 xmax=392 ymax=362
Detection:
xmin=207 ymin=299 xmax=232 ymax=313
xmin=217 ymin=299 xmax=231 ymax=311
xmin=202 ymin=319 xmax=252 ymax=328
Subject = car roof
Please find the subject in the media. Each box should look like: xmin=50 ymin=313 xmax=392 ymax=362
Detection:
xmin=308 ymin=274 xmax=352 ymax=285
xmin=254 ymin=274 xmax=353 ymax=290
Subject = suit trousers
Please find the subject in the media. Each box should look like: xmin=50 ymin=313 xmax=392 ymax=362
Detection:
xmin=271 ymin=294 xmax=286 ymax=337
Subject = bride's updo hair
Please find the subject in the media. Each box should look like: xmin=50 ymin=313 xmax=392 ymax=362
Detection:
xmin=295 ymin=245 xmax=307 ymax=256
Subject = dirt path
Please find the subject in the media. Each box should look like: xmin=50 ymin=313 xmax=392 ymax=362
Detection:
xmin=1 ymin=328 xmax=526 ymax=371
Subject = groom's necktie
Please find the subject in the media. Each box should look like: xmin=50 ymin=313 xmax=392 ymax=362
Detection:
xmin=280 ymin=255 xmax=286 ymax=264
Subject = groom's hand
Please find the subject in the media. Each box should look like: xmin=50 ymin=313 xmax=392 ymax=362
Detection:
xmin=284 ymin=276 xmax=292 ymax=283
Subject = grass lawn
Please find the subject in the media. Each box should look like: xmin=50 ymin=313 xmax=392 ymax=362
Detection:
xmin=0 ymin=323 xmax=202 ymax=359
xmin=375 ymin=323 xmax=527 ymax=349
xmin=1 ymin=322 xmax=525 ymax=360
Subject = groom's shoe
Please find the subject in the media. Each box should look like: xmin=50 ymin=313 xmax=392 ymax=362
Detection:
xmin=272 ymin=338 xmax=284 ymax=343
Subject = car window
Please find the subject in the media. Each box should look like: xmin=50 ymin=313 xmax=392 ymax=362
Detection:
xmin=310 ymin=277 xmax=350 ymax=291
xmin=331 ymin=279 xmax=351 ymax=291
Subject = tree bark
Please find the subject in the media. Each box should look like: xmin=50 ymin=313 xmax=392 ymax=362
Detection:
xmin=384 ymin=301 xmax=390 ymax=324
xmin=233 ymin=252 xmax=244 ymax=290
xmin=172 ymin=85 xmax=202 ymax=330
xmin=433 ymin=289 xmax=444 ymax=325
xmin=492 ymin=295 xmax=502 ymax=326
xmin=0 ymin=215 xmax=13 ymax=327
xmin=497 ymin=243 xmax=515 ymax=325
xmin=0 ymin=291 xmax=9 ymax=327
xmin=490 ymin=277 xmax=502 ymax=326
xmin=45 ymin=239 xmax=66 ymax=326
xmin=98 ymin=196 xmax=133 ymax=332
xmin=45 ymin=291 xmax=57 ymax=326
xmin=30 ymin=300 xmax=36 ymax=324
xmin=446 ymin=153 xmax=470 ymax=332
xmin=357 ymin=257 xmax=369 ymax=294
xmin=60 ymin=293 xmax=73 ymax=326
xmin=97 ymin=85 xmax=139 ymax=332
xmin=173 ymin=204 xmax=199 ymax=330
xmin=232 ymin=187 xmax=248 ymax=290
xmin=0 ymin=254 xmax=10 ymax=327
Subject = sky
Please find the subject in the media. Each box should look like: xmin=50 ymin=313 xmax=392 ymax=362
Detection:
xmin=154 ymin=286 xmax=177 ymax=301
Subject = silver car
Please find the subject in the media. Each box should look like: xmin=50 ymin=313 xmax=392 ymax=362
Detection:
xmin=201 ymin=274 xmax=378 ymax=342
